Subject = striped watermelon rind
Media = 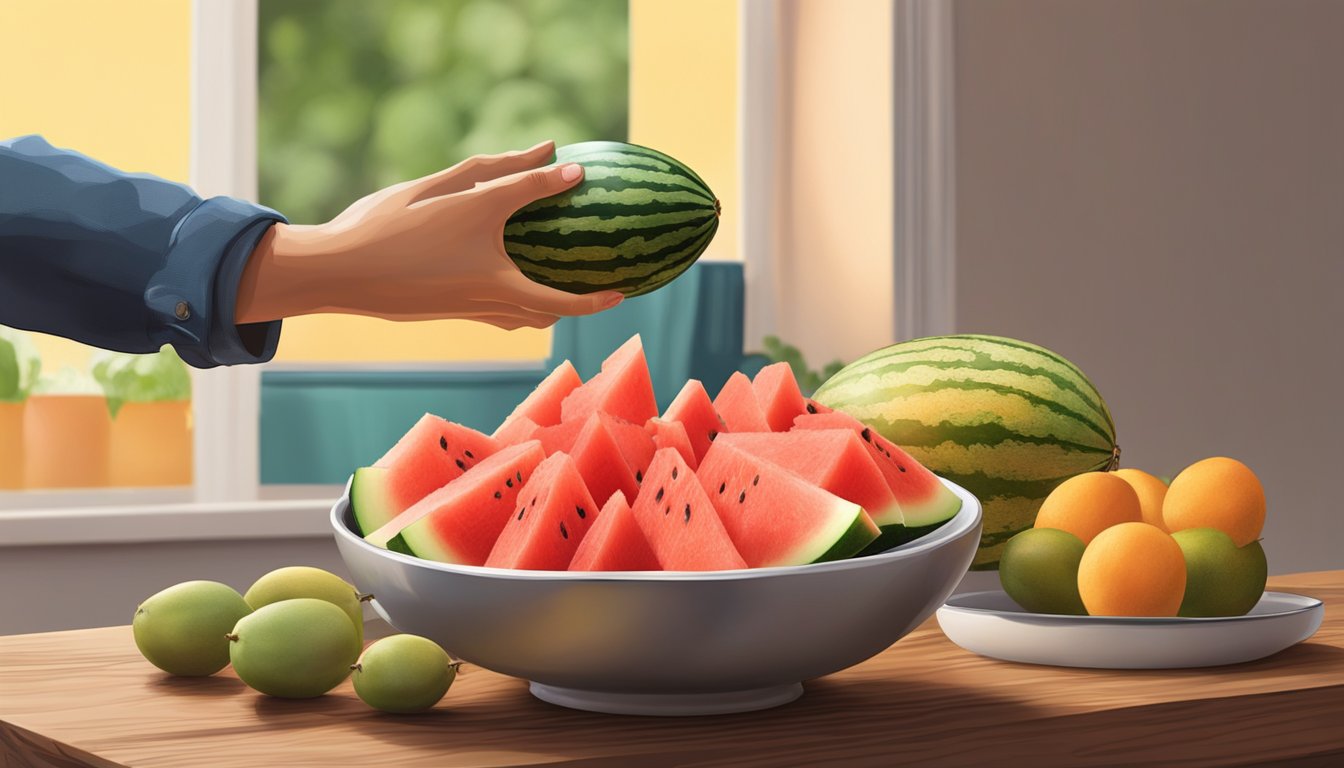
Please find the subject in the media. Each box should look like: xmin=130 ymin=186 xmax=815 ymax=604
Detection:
xmin=503 ymin=141 xmax=720 ymax=298
xmin=813 ymin=334 xmax=1119 ymax=570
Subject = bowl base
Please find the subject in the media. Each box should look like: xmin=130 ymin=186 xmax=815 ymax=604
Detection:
xmin=528 ymin=682 xmax=804 ymax=716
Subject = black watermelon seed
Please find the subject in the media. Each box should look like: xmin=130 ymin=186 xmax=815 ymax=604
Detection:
xmin=806 ymin=403 xmax=818 ymax=414
xmin=493 ymin=491 xmax=502 ymax=500
xmin=655 ymin=488 xmax=665 ymax=502
xmin=672 ymin=467 xmax=678 ymax=480
xmin=718 ymin=482 xmax=726 ymax=494
xmin=636 ymin=470 xmax=643 ymax=483
xmin=532 ymin=496 xmax=538 ymax=506
xmin=455 ymin=459 xmax=466 ymax=471
xmin=517 ymin=508 xmax=525 ymax=520
xmin=464 ymin=450 xmax=475 ymax=459
xmin=708 ymin=431 xmax=718 ymax=442
xmin=516 ymin=471 xmax=523 ymax=483
xmin=738 ymin=491 xmax=746 ymax=503
xmin=753 ymin=474 xmax=760 ymax=486
xmin=861 ymin=428 xmax=872 ymax=442
xmin=664 ymin=505 xmax=671 ymax=516
xmin=684 ymin=504 xmax=691 ymax=524
xmin=506 ymin=478 xmax=514 ymax=488
xmin=576 ymin=505 xmax=586 ymax=519
xmin=560 ymin=521 xmax=569 ymax=539
xmin=439 ymin=436 xmax=448 ymax=450
xmin=898 ymin=465 xmax=907 ymax=473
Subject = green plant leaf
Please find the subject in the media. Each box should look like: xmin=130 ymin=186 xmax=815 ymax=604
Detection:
xmin=0 ymin=326 xmax=41 ymax=403
xmin=90 ymin=346 xmax=191 ymax=418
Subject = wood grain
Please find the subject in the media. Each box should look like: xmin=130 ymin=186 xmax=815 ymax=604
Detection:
xmin=1 ymin=572 xmax=1340 ymax=768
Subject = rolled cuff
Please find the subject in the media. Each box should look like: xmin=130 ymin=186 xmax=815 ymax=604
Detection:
xmin=147 ymin=196 xmax=287 ymax=368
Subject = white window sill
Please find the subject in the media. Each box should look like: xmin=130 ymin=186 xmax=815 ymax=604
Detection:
xmin=0 ymin=485 xmax=345 ymax=547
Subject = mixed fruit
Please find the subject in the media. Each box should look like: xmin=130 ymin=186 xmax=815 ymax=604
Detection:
xmin=132 ymin=567 xmax=456 ymax=709
xmin=999 ymin=457 xmax=1268 ymax=617
xmin=351 ymin=336 xmax=963 ymax=571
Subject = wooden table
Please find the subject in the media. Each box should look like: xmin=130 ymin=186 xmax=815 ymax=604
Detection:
xmin=2 ymin=572 xmax=1340 ymax=768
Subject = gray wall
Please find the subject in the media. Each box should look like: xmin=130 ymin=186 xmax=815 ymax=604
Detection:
xmin=954 ymin=0 xmax=1344 ymax=575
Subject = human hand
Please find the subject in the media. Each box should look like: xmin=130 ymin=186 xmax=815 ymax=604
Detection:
xmin=235 ymin=140 xmax=623 ymax=329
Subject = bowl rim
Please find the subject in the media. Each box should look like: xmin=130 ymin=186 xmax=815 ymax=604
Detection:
xmin=331 ymin=476 xmax=982 ymax=582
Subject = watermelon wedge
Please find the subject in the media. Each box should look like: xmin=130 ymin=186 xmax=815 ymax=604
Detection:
xmin=631 ymin=449 xmax=747 ymax=571
xmin=794 ymin=411 xmax=962 ymax=550
xmin=493 ymin=415 xmax=541 ymax=446
xmin=713 ymin=372 xmax=770 ymax=432
xmin=646 ymin=417 xmax=697 ymax=469
xmin=352 ymin=414 xmax=501 ymax=538
xmin=752 ymin=363 xmax=809 ymax=432
xmin=715 ymin=430 xmax=901 ymax=529
xmin=485 ymin=453 xmax=596 ymax=570
xmin=534 ymin=419 xmax=587 ymax=455
xmin=560 ymin=335 xmax=658 ymax=425
xmin=697 ymin=441 xmax=879 ymax=567
xmin=365 ymin=441 xmax=546 ymax=564
xmin=494 ymin=360 xmax=581 ymax=435
xmin=569 ymin=491 xmax=661 ymax=572
xmin=569 ymin=414 xmax=641 ymax=506
xmin=663 ymin=379 xmax=724 ymax=463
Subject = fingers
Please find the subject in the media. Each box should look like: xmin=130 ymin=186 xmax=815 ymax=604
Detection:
xmin=498 ymin=272 xmax=624 ymax=317
xmin=472 ymin=312 xmax=560 ymax=331
xmin=410 ymin=141 xmax=556 ymax=202
xmin=477 ymin=162 xmax=585 ymax=218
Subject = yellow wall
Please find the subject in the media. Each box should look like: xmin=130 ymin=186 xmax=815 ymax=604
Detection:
xmin=630 ymin=0 xmax=739 ymax=262
xmin=0 ymin=0 xmax=192 ymax=373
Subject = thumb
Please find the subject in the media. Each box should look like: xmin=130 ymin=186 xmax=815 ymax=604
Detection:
xmin=480 ymin=162 xmax=584 ymax=216
xmin=500 ymin=272 xmax=624 ymax=317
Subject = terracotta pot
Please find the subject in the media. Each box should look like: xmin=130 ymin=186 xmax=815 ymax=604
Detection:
xmin=0 ymin=401 xmax=23 ymax=489
xmin=23 ymin=395 xmax=111 ymax=489
xmin=108 ymin=400 xmax=192 ymax=487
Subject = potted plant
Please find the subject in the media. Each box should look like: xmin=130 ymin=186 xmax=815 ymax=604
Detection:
xmin=92 ymin=347 xmax=193 ymax=487
xmin=0 ymin=327 xmax=41 ymax=490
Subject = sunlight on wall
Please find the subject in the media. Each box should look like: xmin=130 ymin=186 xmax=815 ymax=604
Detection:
xmin=0 ymin=0 xmax=192 ymax=372
xmin=630 ymin=0 xmax=739 ymax=262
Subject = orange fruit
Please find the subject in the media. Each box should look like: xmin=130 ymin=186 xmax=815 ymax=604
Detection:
xmin=1163 ymin=457 xmax=1264 ymax=547
xmin=1077 ymin=522 xmax=1187 ymax=617
xmin=1112 ymin=468 xmax=1169 ymax=532
xmin=1034 ymin=472 xmax=1142 ymax=545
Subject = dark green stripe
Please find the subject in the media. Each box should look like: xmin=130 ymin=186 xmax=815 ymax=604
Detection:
xmin=510 ymin=200 xmax=714 ymax=225
xmin=879 ymin=419 xmax=1114 ymax=456
xmin=935 ymin=460 xmax=1113 ymax=503
xmin=505 ymin=213 xmax=715 ymax=250
xmin=517 ymin=226 xmax=716 ymax=295
xmin=566 ymin=143 xmax=714 ymax=190
xmin=514 ymin=177 xmax=714 ymax=214
xmin=561 ymin=151 xmax=712 ymax=195
xmin=508 ymin=219 xmax=716 ymax=271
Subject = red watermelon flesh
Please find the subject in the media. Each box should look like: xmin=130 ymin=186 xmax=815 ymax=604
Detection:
xmin=752 ymin=363 xmax=809 ymax=432
xmin=697 ymin=441 xmax=879 ymax=567
xmin=632 ymin=449 xmax=747 ymax=571
xmin=600 ymin=415 xmax=657 ymax=482
xmin=353 ymin=414 xmax=502 ymax=536
xmin=715 ymin=430 xmax=901 ymax=528
xmin=792 ymin=412 xmax=962 ymax=529
xmin=663 ymin=379 xmax=724 ymax=463
xmin=493 ymin=415 xmax=541 ymax=447
xmin=568 ymin=414 xmax=641 ymax=506
xmin=485 ymin=453 xmax=596 ymax=570
xmin=369 ymin=441 xmax=546 ymax=565
xmin=714 ymin=372 xmax=770 ymax=432
xmin=494 ymin=360 xmax=581 ymax=435
xmin=534 ymin=419 xmax=586 ymax=455
xmin=569 ymin=491 xmax=661 ymax=572
xmin=560 ymin=335 xmax=658 ymax=425
xmin=645 ymin=417 xmax=697 ymax=470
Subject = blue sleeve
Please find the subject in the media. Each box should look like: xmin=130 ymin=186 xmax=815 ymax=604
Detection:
xmin=0 ymin=135 xmax=286 ymax=368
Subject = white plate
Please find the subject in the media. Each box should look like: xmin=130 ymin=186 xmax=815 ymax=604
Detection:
xmin=936 ymin=590 xmax=1324 ymax=669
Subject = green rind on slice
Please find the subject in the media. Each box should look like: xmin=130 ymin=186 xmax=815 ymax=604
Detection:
xmin=807 ymin=507 xmax=880 ymax=564
xmin=396 ymin=516 xmax=469 ymax=565
xmin=352 ymin=467 xmax=393 ymax=538
xmin=857 ymin=520 xmax=953 ymax=557
xmin=899 ymin=484 xmax=963 ymax=528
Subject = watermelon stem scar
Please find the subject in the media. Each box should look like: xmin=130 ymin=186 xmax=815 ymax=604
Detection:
xmin=714 ymin=198 xmax=722 ymax=217
xmin=1108 ymin=444 xmax=1122 ymax=471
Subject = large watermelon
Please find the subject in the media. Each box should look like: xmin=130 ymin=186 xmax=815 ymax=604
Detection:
xmin=503 ymin=141 xmax=719 ymax=297
xmin=813 ymin=334 xmax=1118 ymax=569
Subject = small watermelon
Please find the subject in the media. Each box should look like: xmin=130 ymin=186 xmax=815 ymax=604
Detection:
xmin=493 ymin=415 xmax=541 ymax=446
xmin=351 ymin=414 xmax=501 ymax=538
xmin=663 ymin=379 xmax=724 ymax=463
xmin=485 ymin=453 xmax=596 ymax=570
xmin=713 ymin=372 xmax=770 ymax=432
xmin=502 ymin=141 xmax=719 ymax=298
xmin=366 ymin=442 xmax=546 ymax=565
xmin=697 ymin=441 xmax=879 ymax=567
xmin=646 ymin=417 xmax=697 ymax=469
xmin=568 ymin=414 xmax=640 ymax=506
xmin=715 ymin=430 xmax=900 ymax=529
xmin=560 ymin=335 xmax=658 ymax=426
xmin=794 ymin=411 xmax=962 ymax=550
xmin=569 ymin=491 xmax=661 ymax=572
xmin=494 ymin=360 xmax=582 ymax=436
xmin=631 ymin=449 xmax=746 ymax=571
xmin=752 ymin=363 xmax=809 ymax=432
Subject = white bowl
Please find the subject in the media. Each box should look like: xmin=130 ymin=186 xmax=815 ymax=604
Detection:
xmin=938 ymin=589 xmax=1324 ymax=669
xmin=332 ymin=477 xmax=982 ymax=715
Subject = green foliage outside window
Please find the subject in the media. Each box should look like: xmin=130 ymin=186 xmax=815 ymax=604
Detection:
xmin=258 ymin=0 xmax=629 ymax=224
